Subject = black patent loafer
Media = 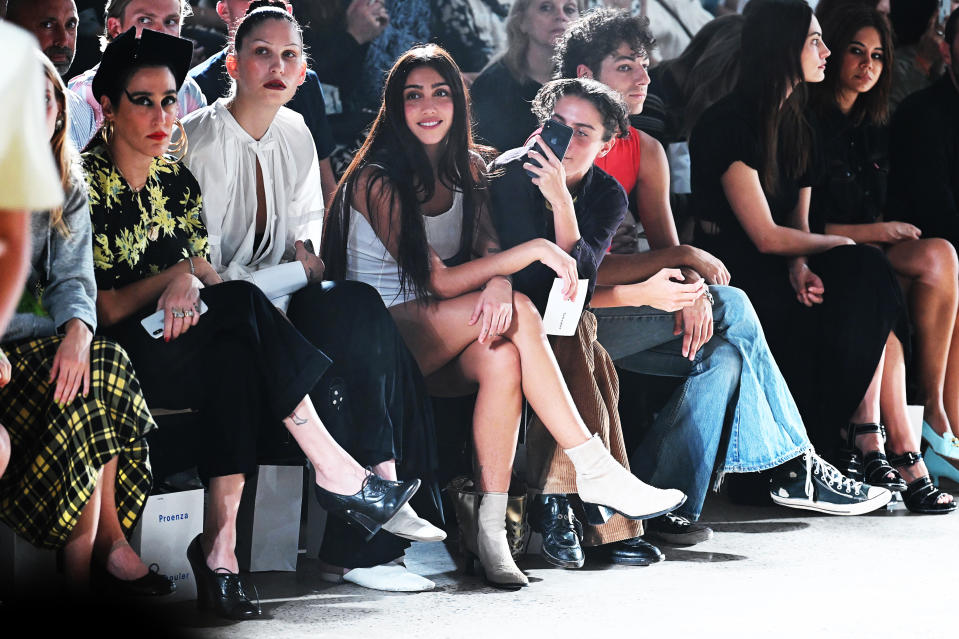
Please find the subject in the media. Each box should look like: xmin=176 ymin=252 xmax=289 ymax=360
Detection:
xmin=314 ymin=470 xmax=421 ymax=541
xmin=187 ymin=535 xmax=261 ymax=620
xmin=605 ymin=536 xmax=665 ymax=566
xmin=644 ymin=512 xmax=713 ymax=546
xmin=529 ymin=494 xmax=584 ymax=569
xmin=94 ymin=562 xmax=176 ymax=597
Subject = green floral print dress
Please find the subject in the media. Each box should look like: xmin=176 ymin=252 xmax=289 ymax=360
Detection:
xmin=82 ymin=142 xmax=210 ymax=290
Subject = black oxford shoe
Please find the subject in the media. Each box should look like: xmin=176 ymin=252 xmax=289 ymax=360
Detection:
xmin=529 ymin=494 xmax=585 ymax=569
xmin=605 ymin=536 xmax=664 ymax=566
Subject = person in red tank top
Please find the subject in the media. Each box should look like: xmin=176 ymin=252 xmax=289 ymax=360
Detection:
xmin=536 ymin=9 xmax=892 ymax=556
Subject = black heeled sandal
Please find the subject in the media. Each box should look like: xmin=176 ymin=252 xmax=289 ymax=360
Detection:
xmin=186 ymin=535 xmax=261 ymax=620
xmin=887 ymin=452 xmax=958 ymax=515
xmin=312 ymin=466 xmax=421 ymax=542
xmin=838 ymin=423 xmax=907 ymax=492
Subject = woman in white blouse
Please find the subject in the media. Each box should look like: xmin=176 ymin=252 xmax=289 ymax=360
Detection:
xmin=181 ymin=1 xmax=445 ymax=593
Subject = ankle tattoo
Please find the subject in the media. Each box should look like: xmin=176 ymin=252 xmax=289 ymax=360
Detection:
xmin=289 ymin=411 xmax=308 ymax=426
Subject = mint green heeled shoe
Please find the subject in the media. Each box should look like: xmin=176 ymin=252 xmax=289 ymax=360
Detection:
xmin=924 ymin=447 xmax=959 ymax=486
xmin=922 ymin=421 xmax=959 ymax=461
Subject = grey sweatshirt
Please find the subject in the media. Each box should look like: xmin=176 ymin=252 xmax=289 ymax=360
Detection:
xmin=2 ymin=180 xmax=97 ymax=343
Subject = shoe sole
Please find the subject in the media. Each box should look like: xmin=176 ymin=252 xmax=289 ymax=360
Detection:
xmin=607 ymin=554 xmax=665 ymax=566
xmin=463 ymin=553 xmax=529 ymax=590
xmin=582 ymin=495 xmax=687 ymax=526
xmin=540 ymin=546 xmax=585 ymax=569
xmin=644 ymin=529 xmax=713 ymax=546
xmin=770 ymin=490 xmax=891 ymax=516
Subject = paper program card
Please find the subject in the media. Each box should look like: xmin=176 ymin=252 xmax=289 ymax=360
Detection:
xmin=542 ymin=278 xmax=589 ymax=336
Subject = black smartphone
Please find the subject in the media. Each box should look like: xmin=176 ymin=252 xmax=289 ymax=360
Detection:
xmin=525 ymin=119 xmax=574 ymax=178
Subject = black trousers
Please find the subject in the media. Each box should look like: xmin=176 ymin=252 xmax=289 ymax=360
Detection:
xmin=288 ymin=281 xmax=440 ymax=569
xmin=746 ymin=245 xmax=907 ymax=452
xmin=102 ymin=280 xmax=331 ymax=481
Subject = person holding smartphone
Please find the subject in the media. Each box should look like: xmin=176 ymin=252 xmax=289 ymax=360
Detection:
xmin=323 ymin=44 xmax=687 ymax=590
xmin=555 ymin=7 xmax=898 ymax=552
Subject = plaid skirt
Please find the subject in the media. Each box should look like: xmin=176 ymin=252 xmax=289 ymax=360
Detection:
xmin=0 ymin=336 xmax=155 ymax=549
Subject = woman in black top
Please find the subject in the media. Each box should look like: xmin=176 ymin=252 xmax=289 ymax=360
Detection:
xmin=690 ymin=0 xmax=953 ymax=513
xmin=83 ymin=28 xmax=420 ymax=618
xmin=809 ymin=5 xmax=959 ymax=483
xmin=471 ymin=0 xmax=579 ymax=152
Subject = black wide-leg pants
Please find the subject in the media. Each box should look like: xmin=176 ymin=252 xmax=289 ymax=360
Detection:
xmin=288 ymin=280 xmax=440 ymax=569
xmin=103 ymin=280 xmax=331 ymax=481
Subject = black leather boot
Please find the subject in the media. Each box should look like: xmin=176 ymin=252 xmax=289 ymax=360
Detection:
xmin=528 ymin=494 xmax=585 ymax=569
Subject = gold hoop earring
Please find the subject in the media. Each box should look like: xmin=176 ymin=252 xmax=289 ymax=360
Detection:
xmin=100 ymin=119 xmax=115 ymax=146
xmin=162 ymin=119 xmax=189 ymax=164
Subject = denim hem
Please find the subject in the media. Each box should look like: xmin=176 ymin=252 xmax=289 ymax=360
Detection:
xmin=720 ymin=443 xmax=809 ymax=475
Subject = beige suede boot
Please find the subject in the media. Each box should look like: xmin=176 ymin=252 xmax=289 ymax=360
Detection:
xmin=565 ymin=434 xmax=686 ymax=525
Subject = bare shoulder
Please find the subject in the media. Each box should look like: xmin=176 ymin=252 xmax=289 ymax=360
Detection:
xmin=636 ymin=130 xmax=669 ymax=183
xmin=352 ymin=165 xmax=396 ymax=213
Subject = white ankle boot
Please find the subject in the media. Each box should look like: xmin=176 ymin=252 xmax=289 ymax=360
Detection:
xmin=565 ymin=434 xmax=686 ymax=525
xmin=472 ymin=493 xmax=528 ymax=590
xmin=382 ymin=503 xmax=447 ymax=542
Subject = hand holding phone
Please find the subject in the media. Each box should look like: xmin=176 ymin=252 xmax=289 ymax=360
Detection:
xmin=140 ymin=300 xmax=209 ymax=339
xmin=525 ymin=119 xmax=573 ymax=179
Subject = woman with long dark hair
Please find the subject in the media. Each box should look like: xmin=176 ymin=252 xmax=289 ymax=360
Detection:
xmin=809 ymin=4 xmax=959 ymax=486
xmin=82 ymin=27 xmax=420 ymax=618
xmin=689 ymin=0 xmax=953 ymax=514
xmin=324 ymin=44 xmax=686 ymax=589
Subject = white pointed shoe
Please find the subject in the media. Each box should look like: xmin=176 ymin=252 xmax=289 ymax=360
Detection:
xmin=324 ymin=560 xmax=435 ymax=592
xmin=382 ymin=503 xmax=447 ymax=542
xmin=565 ymin=434 xmax=686 ymax=525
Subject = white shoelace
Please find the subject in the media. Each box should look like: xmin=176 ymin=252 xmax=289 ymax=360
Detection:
xmin=804 ymin=453 xmax=864 ymax=498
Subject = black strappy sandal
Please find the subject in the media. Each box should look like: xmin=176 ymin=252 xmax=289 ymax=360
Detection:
xmin=887 ymin=451 xmax=958 ymax=515
xmin=838 ymin=423 xmax=907 ymax=492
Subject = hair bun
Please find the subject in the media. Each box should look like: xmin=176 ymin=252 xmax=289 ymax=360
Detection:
xmin=245 ymin=0 xmax=287 ymax=16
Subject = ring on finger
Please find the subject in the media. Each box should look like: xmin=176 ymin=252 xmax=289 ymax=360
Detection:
xmin=184 ymin=309 xmax=195 ymax=317
xmin=172 ymin=308 xmax=185 ymax=319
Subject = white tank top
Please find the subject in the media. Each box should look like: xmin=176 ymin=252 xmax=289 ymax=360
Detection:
xmin=346 ymin=190 xmax=464 ymax=307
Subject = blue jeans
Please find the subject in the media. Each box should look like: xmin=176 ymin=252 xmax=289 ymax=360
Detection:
xmin=594 ymin=286 xmax=810 ymax=520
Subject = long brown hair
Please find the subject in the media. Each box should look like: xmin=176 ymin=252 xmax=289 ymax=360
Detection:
xmin=738 ymin=0 xmax=814 ymax=194
xmin=810 ymin=4 xmax=893 ymax=126
xmin=40 ymin=53 xmax=73 ymax=236
xmin=323 ymin=45 xmax=493 ymax=304
xmin=659 ymin=14 xmax=744 ymax=138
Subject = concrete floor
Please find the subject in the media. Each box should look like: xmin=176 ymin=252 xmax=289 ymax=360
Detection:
xmin=150 ymin=482 xmax=959 ymax=639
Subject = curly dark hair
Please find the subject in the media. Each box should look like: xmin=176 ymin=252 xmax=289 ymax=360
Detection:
xmin=531 ymin=78 xmax=629 ymax=142
xmin=553 ymin=8 xmax=655 ymax=80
